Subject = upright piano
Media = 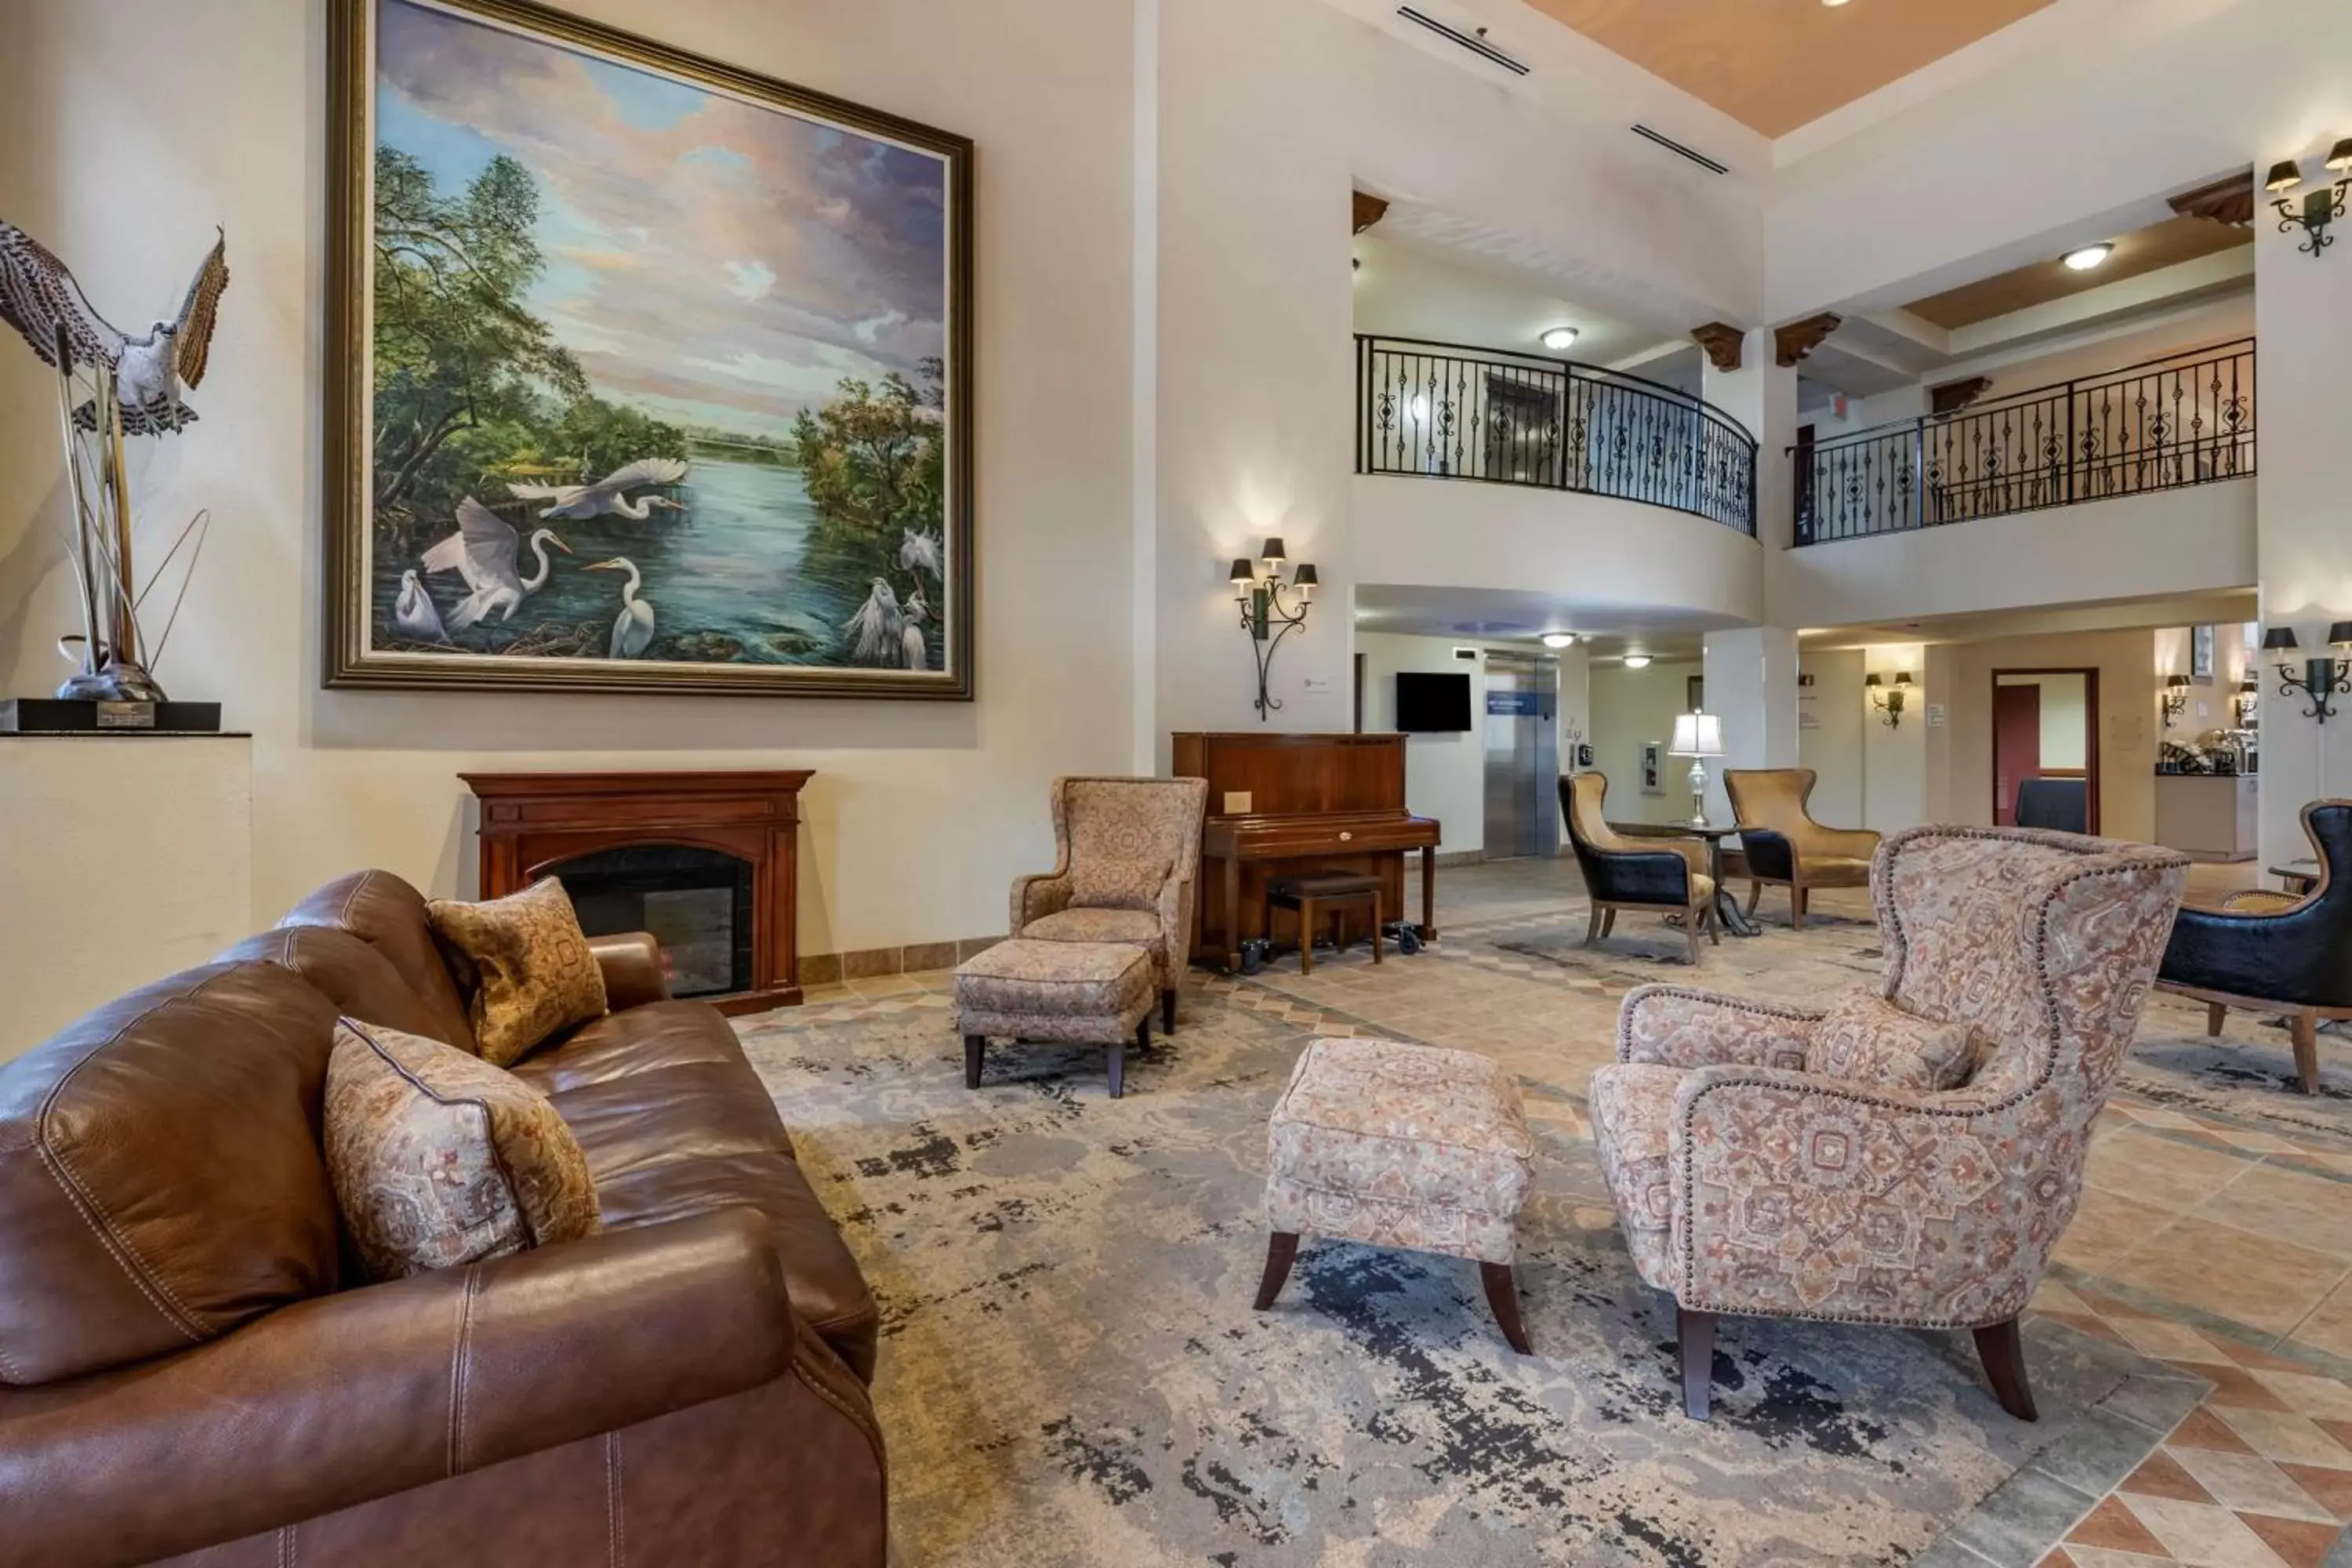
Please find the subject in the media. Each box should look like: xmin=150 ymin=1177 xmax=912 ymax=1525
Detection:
xmin=1171 ymin=731 xmax=1440 ymax=972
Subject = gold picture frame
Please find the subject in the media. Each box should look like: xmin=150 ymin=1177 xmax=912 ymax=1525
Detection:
xmin=325 ymin=0 xmax=975 ymax=698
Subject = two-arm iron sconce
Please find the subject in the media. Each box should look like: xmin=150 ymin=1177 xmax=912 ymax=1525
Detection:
xmin=2268 ymin=140 xmax=2352 ymax=259
xmin=1229 ymin=538 xmax=1317 ymax=720
xmin=2264 ymin=623 xmax=2352 ymax=723
xmin=1866 ymin=670 xmax=1912 ymax=728
xmin=2161 ymin=675 xmax=2191 ymax=728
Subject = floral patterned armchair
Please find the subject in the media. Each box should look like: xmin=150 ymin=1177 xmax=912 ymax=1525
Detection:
xmin=1588 ymin=824 xmax=2187 ymax=1421
xmin=1010 ymin=776 xmax=1210 ymax=1033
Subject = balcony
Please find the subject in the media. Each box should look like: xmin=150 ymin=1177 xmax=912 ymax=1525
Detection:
xmin=1796 ymin=339 xmax=2255 ymax=546
xmin=1355 ymin=335 xmax=1759 ymax=535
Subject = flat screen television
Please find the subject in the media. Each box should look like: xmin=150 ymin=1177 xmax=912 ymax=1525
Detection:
xmin=1396 ymin=672 xmax=1473 ymax=732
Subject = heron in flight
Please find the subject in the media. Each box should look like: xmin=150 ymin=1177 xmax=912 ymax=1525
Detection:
xmin=509 ymin=458 xmax=688 ymax=521
xmin=898 ymin=527 xmax=942 ymax=579
xmin=392 ymin=569 xmax=449 ymax=644
xmin=843 ymin=577 xmax=901 ymax=664
xmin=421 ymin=497 xmax=571 ymax=630
xmin=0 ymin=220 xmax=229 ymax=434
xmin=585 ymin=557 xmax=656 ymax=659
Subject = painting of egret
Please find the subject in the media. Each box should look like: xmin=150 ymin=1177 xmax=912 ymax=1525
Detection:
xmin=326 ymin=0 xmax=972 ymax=696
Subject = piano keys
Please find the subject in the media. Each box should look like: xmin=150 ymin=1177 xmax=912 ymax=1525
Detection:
xmin=1171 ymin=731 xmax=1440 ymax=972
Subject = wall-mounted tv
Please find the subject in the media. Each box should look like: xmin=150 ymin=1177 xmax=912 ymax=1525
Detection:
xmin=1396 ymin=671 xmax=1473 ymax=732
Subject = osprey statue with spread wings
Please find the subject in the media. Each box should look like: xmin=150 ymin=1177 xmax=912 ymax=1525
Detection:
xmin=0 ymin=219 xmax=229 ymax=435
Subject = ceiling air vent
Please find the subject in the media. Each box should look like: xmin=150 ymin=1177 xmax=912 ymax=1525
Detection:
xmin=1396 ymin=7 xmax=1530 ymax=76
xmin=1631 ymin=124 xmax=1730 ymax=176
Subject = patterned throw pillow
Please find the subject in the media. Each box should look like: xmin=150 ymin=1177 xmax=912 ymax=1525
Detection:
xmin=1807 ymin=990 xmax=1977 ymax=1092
xmin=427 ymin=878 xmax=607 ymax=1066
xmin=1068 ymin=856 xmax=1171 ymax=913
xmin=324 ymin=1019 xmax=601 ymax=1282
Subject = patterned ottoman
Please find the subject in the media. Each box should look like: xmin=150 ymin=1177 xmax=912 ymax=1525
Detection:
xmin=1254 ymin=1036 xmax=1538 ymax=1352
xmin=955 ymin=937 xmax=1155 ymax=1098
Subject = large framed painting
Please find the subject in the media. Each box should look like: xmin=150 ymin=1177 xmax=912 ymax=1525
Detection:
xmin=326 ymin=0 xmax=973 ymax=697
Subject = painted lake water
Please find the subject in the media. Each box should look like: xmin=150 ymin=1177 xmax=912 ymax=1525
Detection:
xmin=373 ymin=454 xmax=940 ymax=667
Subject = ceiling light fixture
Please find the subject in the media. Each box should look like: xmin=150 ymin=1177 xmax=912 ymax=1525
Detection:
xmin=2062 ymin=243 xmax=2113 ymax=271
xmin=1541 ymin=633 xmax=1576 ymax=649
xmin=1539 ymin=326 xmax=1578 ymax=351
xmin=1821 ymin=0 xmax=1852 ymax=8
xmin=1622 ymin=654 xmax=1652 ymax=670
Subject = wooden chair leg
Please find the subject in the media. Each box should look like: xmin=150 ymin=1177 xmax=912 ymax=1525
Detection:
xmin=1584 ymin=904 xmax=1604 ymax=946
xmin=1791 ymin=885 xmax=1808 ymax=929
xmin=1299 ymin=898 xmax=1316 ymax=975
xmin=1480 ymin=1261 xmax=1531 ymax=1354
xmin=1686 ymin=916 xmax=1701 ymax=965
xmin=1371 ymin=891 xmax=1384 ymax=964
xmin=1161 ymin=987 xmax=1177 ymax=1033
xmin=1601 ymin=908 xmax=1617 ymax=938
xmin=964 ymin=1034 xmax=985 ymax=1090
xmin=1678 ymin=1307 xmax=1716 ymax=1420
xmin=2293 ymin=1008 xmax=2320 ymax=1095
xmin=1254 ymin=1232 xmax=1300 ymax=1309
xmin=1744 ymin=880 xmax=1762 ymax=918
xmin=1112 ymin=1019 xmax=1143 ymax=1099
xmin=1973 ymin=1318 xmax=2038 ymax=1421
xmin=2205 ymin=1001 xmax=2227 ymax=1037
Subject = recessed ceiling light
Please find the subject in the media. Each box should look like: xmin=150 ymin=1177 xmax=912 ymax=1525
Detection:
xmin=1821 ymin=0 xmax=1852 ymax=8
xmin=1540 ymin=326 xmax=1578 ymax=350
xmin=1541 ymin=633 xmax=1576 ymax=649
xmin=2062 ymin=244 xmax=2113 ymax=271
xmin=1623 ymin=653 xmax=1653 ymax=669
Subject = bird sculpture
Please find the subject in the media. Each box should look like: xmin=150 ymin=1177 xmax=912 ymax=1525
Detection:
xmin=843 ymin=577 xmax=902 ymax=664
xmin=392 ymin=568 xmax=449 ymax=644
xmin=900 ymin=589 xmax=930 ymax=672
xmin=898 ymin=527 xmax=942 ymax=579
xmin=0 ymin=219 xmax=229 ymax=434
xmin=421 ymin=496 xmax=572 ymax=630
xmin=585 ymin=557 xmax=657 ymax=659
xmin=508 ymin=458 xmax=689 ymax=521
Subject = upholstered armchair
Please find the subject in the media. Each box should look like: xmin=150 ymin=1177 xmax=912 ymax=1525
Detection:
xmin=2159 ymin=800 xmax=2352 ymax=1094
xmin=1722 ymin=768 xmax=1878 ymax=928
xmin=1588 ymin=825 xmax=2187 ymax=1421
xmin=1558 ymin=773 xmax=1715 ymax=964
xmin=1010 ymin=776 xmax=1210 ymax=1032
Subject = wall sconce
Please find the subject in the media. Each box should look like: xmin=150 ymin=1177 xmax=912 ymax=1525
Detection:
xmin=2236 ymin=677 xmax=2259 ymax=727
xmin=2264 ymin=623 xmax=2352 ymax=723
xmin=1866 ymin=670 xmax=1912 ymax=728
xmin=1229 ymin=536 xmax=1316 ymax=721
xmin=2161 ymin=674 xmax=2191 ymax=728
xmin=2267 ymin=141 xmax=2352 ymax=259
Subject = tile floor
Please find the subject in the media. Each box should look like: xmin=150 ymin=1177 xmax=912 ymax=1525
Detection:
xmin=793 ymin=855 xmax=2352 ymax=1566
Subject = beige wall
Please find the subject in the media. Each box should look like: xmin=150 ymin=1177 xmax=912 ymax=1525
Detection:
xmin=1796 ymin=648 xmax=1864 ymax=829
xmin=0 ymin=0 xmax=1138 ymax=956
xmin=1927 ymin=630 xmax=2161 ymax=842
xmin=1589 ymin=659 xmax=1703 ymax=825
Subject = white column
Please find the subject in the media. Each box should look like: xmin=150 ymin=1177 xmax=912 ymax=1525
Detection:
xmin=1703 ymin=328 xmax=1800 ymax=546
xmin=2255 ymin=144 xmax=2352 ymax=862
xmin=1700 ymin=626 xmax=1802 ymax=826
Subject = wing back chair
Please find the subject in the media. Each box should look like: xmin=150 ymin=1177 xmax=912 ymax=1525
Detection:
xmin=1588 ymin=824 xmax=2187 ymax=1421
xmin=1722 ymin=767 xmax=1878 ymax=928
xmin=2158 ymin=799 xmax=2352 ymax=1094
xmin=1010 ymin=776 xmax=1210 ymax=1031
xmin=1559 ymin=773 xmax=1715 ymax=964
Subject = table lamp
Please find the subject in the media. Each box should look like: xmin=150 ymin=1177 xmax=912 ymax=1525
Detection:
xmin=1669 ymin=712 xmax=1726 ymax=827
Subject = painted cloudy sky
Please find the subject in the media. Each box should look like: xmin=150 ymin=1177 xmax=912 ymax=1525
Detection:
xmin=375 ymin=0 xmax=948 ymax=436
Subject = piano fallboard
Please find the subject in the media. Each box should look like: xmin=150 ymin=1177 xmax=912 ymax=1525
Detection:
xmin=1205 ymin=810 xmax=1441 ymax=858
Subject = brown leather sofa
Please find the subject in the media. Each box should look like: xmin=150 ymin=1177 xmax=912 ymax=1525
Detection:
xmin=0 ymin=870 xmax=885 ymax=1567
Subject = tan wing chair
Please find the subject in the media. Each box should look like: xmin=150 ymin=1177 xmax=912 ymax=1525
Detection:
xmin=1722 ymin=767 xmax=1878 ymax=928
xmin=1559 ymin=773 xmax=1715 ymax=964
xmin=1588 ymin=825 xmax=2187 ymax=1421
xmin=1011 ymin=776 xmax=1210 ymax=1032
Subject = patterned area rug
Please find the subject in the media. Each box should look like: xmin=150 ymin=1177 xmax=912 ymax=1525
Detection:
xmin=739 ymin=967 xmax=2186 ymax=1566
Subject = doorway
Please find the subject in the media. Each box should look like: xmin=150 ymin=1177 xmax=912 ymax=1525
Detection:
xmin=1483 ymin=651 xmax=1560 ymax=859
xmin=1992 ymin=669 xmax=2100 ymax=833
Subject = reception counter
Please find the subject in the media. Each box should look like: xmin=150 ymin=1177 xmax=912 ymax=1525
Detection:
xmin=2153 ymin=773 xmax=2258 ymax=862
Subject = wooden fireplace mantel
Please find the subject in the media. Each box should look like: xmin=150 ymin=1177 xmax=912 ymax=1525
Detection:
xmin=460 ymin=770 xmax=814 ymax=1014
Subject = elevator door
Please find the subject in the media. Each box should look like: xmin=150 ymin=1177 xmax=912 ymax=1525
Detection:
xmin=1483 ymin=653 xmax=1560 ymax=860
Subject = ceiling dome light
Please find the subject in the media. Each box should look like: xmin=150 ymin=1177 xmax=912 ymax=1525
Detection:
xmin=2062 ymin=243 xmax=2113 ymax=271
xmin=1622 ymin=653 xmax=1653 ymax=669
xmin=1540 ymin=326 xmax=1578 ymax=351
xmin=1821 ymin=0 xmax=1852 ymax=7
xmin=1541 ymin=633 xmax=1576 ymax=649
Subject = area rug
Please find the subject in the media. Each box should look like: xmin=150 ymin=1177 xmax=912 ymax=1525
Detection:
xmin=739 ymin=984 xmax=2182 ymax=1566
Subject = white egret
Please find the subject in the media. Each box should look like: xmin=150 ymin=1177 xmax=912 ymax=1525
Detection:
xmin=898 ymin=527 xmax=942 ymax=579
xmin=842 ymin=577 xmax=901 ymax=664
xmin=0 ymin=220 xmax=228 ymax=434
xmin=508 ymin=458 xmax=689 ymax=521
xmin=421 ymin=496 xmax=571 ymax=630
xmin=900 ymin=589 xmax=929 ymax=672
xmin=585 ymin=557 xmax=656 ymax=659
xmin=392 ymin=569 xmax=448 ymax=644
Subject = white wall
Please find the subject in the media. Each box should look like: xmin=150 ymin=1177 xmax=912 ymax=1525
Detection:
xmin=1355 ymin=633 xmax=1486 ymax=855
xmin=1348 ymin=232 xmax=1661 ymax=368
xmin=1588 ymin=659 xmax=1704 ymax=826
xmin=0 ymin=0 xmax=1138 ymax=958
xmin=1997 ymin=673 xmax=2091 ymax=771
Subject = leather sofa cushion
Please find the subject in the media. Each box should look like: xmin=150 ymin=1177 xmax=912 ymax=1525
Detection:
xmin=512 ymin=1002 xmax=881 ymax=1383
xmin=220 ymin=925 xmax=468 ymax=1050
xmin=0 ymin=961 xmax=343 ymax=1385
xmin=281 ymin=871 xmax=477 ymax=1054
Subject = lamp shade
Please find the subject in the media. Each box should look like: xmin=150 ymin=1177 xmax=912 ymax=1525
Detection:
xmin=1668 ymin=712 xmax=1724 ymax=757
xmin=1893 ymin=671 xmax=1915 ymax=687
xmin=1290 ymin=563 xmax=1319 ymax=590
xmin=1864 ymin=673 xmax=1883 ymax=688
xmin=2329 ymin=137 xmax=2352 ymax=172
xmin=2241 ymin=677 xmax=2259 ymax=692
xmin=2263 ymin=626 xmax=2302 ymax=652
xmin=1228 ymin=558 xmax=1256 ymax=593
xmin=1258 ymin=536 xmax=1287 ymax=566
xmin=2330 ymin=621 xmax=2352 ymax=648
xmin=2267 ymin=159 xmax=2305 ymax=193
xmin=2165 ymin=674 xmax=2191 ymax=690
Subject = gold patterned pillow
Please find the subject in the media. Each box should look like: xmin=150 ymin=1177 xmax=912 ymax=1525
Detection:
xmin=1068 ymin=856 xmax=1171 ymax=913
xmin=1807 ymin=991 xmax=1976 ymax=1092
xmin=427 ymin=878 xmax=607 ymax=1066
xmin=324 ymin=1019 xmax=601 ymax=1282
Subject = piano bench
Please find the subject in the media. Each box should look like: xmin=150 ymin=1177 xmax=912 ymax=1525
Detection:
xmin=1265 ymin=873 xmax=1384 ymax=976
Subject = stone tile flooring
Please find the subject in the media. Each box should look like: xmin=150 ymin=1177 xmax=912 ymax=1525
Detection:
xmin=797 ymin=855 xmax=2352 ymax=1566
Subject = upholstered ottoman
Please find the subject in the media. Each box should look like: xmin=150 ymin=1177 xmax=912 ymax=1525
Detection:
xmin=955 ymin=937 xmax=1155 ymax=1098
xmin=1254 ymin=1036 xmax=1538 ymax=1352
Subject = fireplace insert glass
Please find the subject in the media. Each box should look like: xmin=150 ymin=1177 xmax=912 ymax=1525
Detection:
xmin=545 ymin=844 xmax=754 ymax=999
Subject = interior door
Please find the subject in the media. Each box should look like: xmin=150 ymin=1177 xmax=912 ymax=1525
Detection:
xmin=1993 ymin=683 xmax=2042 ymax=826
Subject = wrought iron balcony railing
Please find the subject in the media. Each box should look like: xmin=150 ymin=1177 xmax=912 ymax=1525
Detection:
xmin=1356 ymin=335 xmax=1759 ymax=536
xmin=1795 ymin=339 xmax=2255 ymax=546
